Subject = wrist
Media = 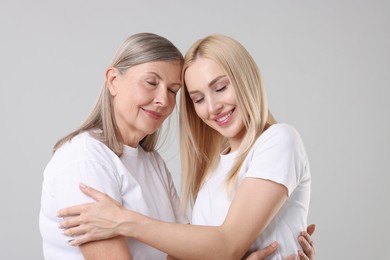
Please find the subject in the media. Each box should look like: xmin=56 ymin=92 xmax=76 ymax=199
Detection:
xmin=117 ymin=209 xmax=146 ymax=238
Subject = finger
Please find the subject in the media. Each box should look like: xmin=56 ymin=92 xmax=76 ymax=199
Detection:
xmin=283 ymin=255 xmax=298 ymax=260
xmin=297 ymin=250 xmax=310 ymax=260
xmin=57 ymin=204 xmax=90 ymax=218
xmin=62 ymin=225 xmax=89 ymax=237
xmin=300 ymin=231 xmax=314 ymax=249
xmin=306 ymin=224 xmax=315 ymax=236
xmin=79 ymin=183 xmax=108 ymax=201
xmin=245 ymin=241 xmax=278 ymax=259
xmin=298 ymin=234 xmax=316 ymax=258
xmin=68 ymin=234 xmax=97 ymax=246
xmin=59 ymin=216 xmax=85 ymax=229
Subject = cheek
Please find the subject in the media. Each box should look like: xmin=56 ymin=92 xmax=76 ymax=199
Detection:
xmin=164 ymin=96 xmax=176 ymax=113
xmin=169 ymin=95 xmax=177 ymax=106
xmin=194 ymin=105 xmax=207 ymax=120
xmin=114 ymin=96 xmax=136 ymax=115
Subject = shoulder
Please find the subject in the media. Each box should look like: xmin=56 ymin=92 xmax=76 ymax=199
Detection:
xmin=48 ymin=132 xmax=119 ymax=173
xmin=255 ymin=123 xmax=302 ymax=149
xmin=248 ymin=123 xmax=308 ymax=163
xmin=56 ymin=132 xmax=115 ymax=158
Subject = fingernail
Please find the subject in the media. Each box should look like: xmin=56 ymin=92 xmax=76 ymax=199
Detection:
xmin=79 ymin=182 xmax=87 ymax=189
xmin=68 ymin=239 xmax=76 ymax=246
xmin=271 ymin=241 xmax=278 ymax=247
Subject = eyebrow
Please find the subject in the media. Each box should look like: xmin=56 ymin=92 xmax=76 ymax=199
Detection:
xmin=147 ymin=72 xmax=162 ymax=80
xmin=188 ymin=75 xmax=227 ymax=95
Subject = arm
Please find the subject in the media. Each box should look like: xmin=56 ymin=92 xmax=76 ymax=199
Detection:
xmin=79 ymin=236 xmax=132 ymax=260
xmin=61 ymin=179 xmax=287 ymax=259
xmin=59 ymin=187 xmax=316 ymax=260
xmin=50 ymin=149 xmax=133 ymax=259
xmin=246 ymin=225 xmax=316 ymax=260
xmin=128 ymin=179 xmax=286 ymax=259
xmin=60 ymin=127 xmax=308 ymax=259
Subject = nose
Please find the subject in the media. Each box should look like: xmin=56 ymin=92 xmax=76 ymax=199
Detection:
xmin=155 ymin=87 xmax=169 ymax=107
xmin=207 ymin=97 xmax=223 ymax=115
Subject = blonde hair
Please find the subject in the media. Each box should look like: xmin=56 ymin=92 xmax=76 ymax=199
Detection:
xmin=53 ymin=33 xmax=183 ymax=156
xmin=180 ymin=34 xmax=276 ymax=209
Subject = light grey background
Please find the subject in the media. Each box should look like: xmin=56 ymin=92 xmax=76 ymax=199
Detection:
xmin=1 ymin=0 xmax=389 ymax=259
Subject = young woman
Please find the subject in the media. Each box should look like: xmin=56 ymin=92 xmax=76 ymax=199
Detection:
xmin=57 ymin=34 xmax=315 ymax=260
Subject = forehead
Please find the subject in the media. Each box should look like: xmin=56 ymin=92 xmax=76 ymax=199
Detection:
xmin=127 ymin=60 xmax=182 ymax=79
xmin=185 ymin=58 xmax=226 ymax=88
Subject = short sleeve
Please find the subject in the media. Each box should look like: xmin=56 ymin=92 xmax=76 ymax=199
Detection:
xmin=245 ymin=125 xmax=306 ymax=196
xmin=49 ymin=159 xmax=122 ymax=211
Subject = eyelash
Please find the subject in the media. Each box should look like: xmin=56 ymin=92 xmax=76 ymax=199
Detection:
xmin=147 ymin=80 xmax=178 ymax=94
xmin=146 ymin=81 xmax=157 ymax=86
xmin=193 ymin=85 xmax=227 ymax=104
xmin=216 ymin=86 xmax=227 ymax=92
xmin=194 ymin=97 xmax=204 ymax=104
xmin=168 ymin=88 xmax=178 ymax=94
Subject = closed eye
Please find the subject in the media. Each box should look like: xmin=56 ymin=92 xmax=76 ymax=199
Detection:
xmin=168 ymin=88 xmax=178 ymax=94
xmin=193 ymin=97 xmax=204 ymax=104
xmin=146 ymin=81 xmax=157 ymax=86
xmin=216 ymin=86 xmax=227 ymax=92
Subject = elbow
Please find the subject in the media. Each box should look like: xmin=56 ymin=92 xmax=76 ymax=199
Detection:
xmin=229 ymin=249 xmax=247 ymax=260
xmin=217 ymin=243 xmax=247 ymax=260
xmin=218 ymin=251 xmax=246 ymax=260
xmin=203 ymin=243 xmax=246 ymax=260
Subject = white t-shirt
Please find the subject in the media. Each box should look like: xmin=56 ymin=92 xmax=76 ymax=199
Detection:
xmin=191 ymin=124 xmax=311 ymax=260
xmin=40 ymin=131 xmax=188 ymax=260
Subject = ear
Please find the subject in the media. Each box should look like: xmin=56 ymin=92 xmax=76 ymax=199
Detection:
xmin=106 ymin=67 xmax=119 ymax=96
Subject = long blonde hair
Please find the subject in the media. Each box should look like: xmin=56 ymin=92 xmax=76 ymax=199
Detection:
xmin=180 ymin=34 xmax=276 ymax=209
xmin=53 ymin=33 xmax=183 ymax=156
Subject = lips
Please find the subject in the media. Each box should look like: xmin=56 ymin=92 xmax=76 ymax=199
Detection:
xmin=213 ymin=109 xmax=234 ymax=126
xmin=142 ymin=108 xmax=162 ymax=119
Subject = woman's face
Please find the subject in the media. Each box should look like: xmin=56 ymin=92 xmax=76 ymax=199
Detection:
xmin=184 ymin=57 xmax=246 ymax=151
xmin=107 ymin=60 xmax=182 ymax=147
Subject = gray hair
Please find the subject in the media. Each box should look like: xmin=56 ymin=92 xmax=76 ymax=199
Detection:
xmin=54 ymin=33 xmax=183 ymax=156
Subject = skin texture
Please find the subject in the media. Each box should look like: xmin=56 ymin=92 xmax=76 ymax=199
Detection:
xmin=78 ymin=60 xmax=181 ymax=259
xmin=79 ymin=236 xmax=131 ymax=260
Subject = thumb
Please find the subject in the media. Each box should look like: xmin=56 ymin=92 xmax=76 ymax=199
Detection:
xmin=79 ymin=183 xmax=107 ymax=201
xmin=306 ymin=224 xmax=316 ymax=236
xmin=245 ymin=241 xmax=278 ymax=259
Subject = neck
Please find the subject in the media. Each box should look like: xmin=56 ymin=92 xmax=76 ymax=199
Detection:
xmin=118 ymin=128 xmax=145 ymax=148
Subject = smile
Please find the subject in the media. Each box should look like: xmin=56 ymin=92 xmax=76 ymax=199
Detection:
xmin=142 ymin=108 xmax=162 ymax=120
xmin=214 ymin=109 xmax=234 ymax=125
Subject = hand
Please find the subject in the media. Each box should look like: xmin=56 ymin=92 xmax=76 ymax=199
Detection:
xmin=245 ymin=224 xmax=316 ymax=260
xmin=245 ymin=241 xmax=278 ymax=259
xmin=284 ymin=224 xmax=316 ymax=260
xmin=297 ymin=224 xmax=316 ymax=260
xmin=57 ymin=183 xmax=126 ymax=245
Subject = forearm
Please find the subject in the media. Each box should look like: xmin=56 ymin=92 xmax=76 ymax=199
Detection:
xmin=80 ymin=235 xmax=132 ymax=260
xmin=113 ymin=179 xmax=287 ymax=259
xmin=59 ymin=180 xmax=286 ymax=259
xmin=117 ymin=211 xmax=242 ymax=260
